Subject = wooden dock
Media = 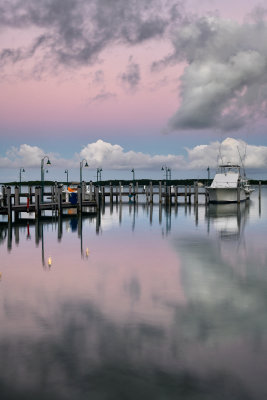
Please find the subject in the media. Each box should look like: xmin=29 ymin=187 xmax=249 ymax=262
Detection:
xmin=0 ymin=181 xmax=207 ymax=222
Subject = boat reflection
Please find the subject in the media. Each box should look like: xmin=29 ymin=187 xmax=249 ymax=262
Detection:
xmin=206 ymin=202 xmax=249 ymax=240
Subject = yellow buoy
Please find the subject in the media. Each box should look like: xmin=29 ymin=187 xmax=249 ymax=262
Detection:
xmin=86 ymin=248 xmax=89 ymax=257
xmin=48 ymin=257 xmax=52 ymax=267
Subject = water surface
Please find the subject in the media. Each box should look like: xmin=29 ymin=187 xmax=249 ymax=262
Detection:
xmin=0 ymin=189 xmax=267 ymax=399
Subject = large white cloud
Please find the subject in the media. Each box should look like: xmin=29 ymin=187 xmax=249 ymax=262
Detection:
xmin=1 ymin=138 xmax=267 ymax=172
xmin=79 ymin=139 xmax=185 ymax=169
xmin=167 ymin=12 xmax=267 ymax=131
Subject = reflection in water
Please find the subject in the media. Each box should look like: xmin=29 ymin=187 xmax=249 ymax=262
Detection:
xmin=0 ymin=197 xmax=267 ymax=399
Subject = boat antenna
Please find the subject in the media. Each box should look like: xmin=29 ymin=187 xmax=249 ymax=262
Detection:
xmin=218 ymin=141 xmax=224 ymax=165
xmin=237 ymin=145 xmax=246 ymax=178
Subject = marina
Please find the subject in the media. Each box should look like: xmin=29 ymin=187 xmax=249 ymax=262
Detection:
xmin=0 ymin=180 xmax=262 ymax=222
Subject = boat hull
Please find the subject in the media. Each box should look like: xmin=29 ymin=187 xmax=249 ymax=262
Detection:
xmin=206 ymin=187 xmax=247 ymax=203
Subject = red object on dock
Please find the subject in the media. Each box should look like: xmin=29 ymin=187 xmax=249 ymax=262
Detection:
xmin=27 ymin=196 xmax=30 ymax=212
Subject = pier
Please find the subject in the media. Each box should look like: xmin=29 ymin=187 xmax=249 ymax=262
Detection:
xmin=0 ymin=181 xmax=207 ymax=222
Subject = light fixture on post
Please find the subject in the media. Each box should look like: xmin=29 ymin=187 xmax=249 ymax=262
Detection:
xmin=161 ymin=165 xmax=171 ymax=184
xmin=80 ymin=159 xmax=88 ymax=186
xmin=41 ymin=156 xmax=51 ymax=202
xmin=96 ymin=167 xmax=102 ymax=184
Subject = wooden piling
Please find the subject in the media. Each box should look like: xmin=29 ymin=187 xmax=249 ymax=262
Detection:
xmin=101 ymin=186 xmax=105 ymax=205
xmin=35 ymin=187 xmax=41 ymax=217
xmin=6 ymin=186 xmax=12 ymax=222
xmin=57 ymin=185 xmax=62 ymax=215
xmin=135 ymin=182 xmax=138 ymax=203
xmin=2 ymin=186 xmax=6 ymax=206
xmin=194 ymin=182 xmax=198 ymax=205
xmin=259 ymin=181 xmax=261 ymax=200
xmin=174 ymin=185 xmax=178 ymax=205
xmin=184 ymin=185 xmax=187 ymax=203
xmin=150 ymin=181 xmax=153 ymax=203
xmin=77 ymin=186 xmax=82 ymax=213
xmin=188 ymin=185 xmax=191 ymax=204
xmin=110 ymin=182 xmax=113 ymax=204
xmin=119 ymin=182 xmax=122 ymax=203
xmin=159 ymin=181 xmax=162 ymax=204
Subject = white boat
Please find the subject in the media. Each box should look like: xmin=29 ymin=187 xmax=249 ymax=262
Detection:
xmin=206 ymin=163 xmax=254 ymax=203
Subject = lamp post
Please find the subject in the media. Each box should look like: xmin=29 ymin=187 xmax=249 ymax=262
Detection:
xmin=19 ymin=167 xmax=25 ymax=193
xmin=41 ymin=156 xmax=51 ymax=201
xmin=131 ymin=168 xmax=135 ymax=182
xmin=207 ymin=166 xmax=210 ymax=181
xmin=65 ymin=169 xmax=69 ymax=185
xmin=161 ymin=165 xmax=171 ymax=183
xmin=97 ymin=168 xmax=102 ymax=184
xmin=80 ymin=159 xmax=88 ymax=186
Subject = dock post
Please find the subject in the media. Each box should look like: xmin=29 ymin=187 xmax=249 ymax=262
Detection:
xmin=188 ymin=185 xmax=192 ymax=204
xmin=184 ymin=185 xmax=187 ymax=204
xmin=82 ymin=181 xmax=86 ymax=200
xmin=89 ymin=181 xmax=93 ymax=201
xmin=129 ymin=182 xmax=132 ymax=201
xmin=119 ymin=182 xmax=122 ymax=203
xmin=57 ymin=185 xmax=62 ymax=215
xmin=135 ymin=182 xmax=138 ymax=203
xmin=110 ymin=182 xmax=113 ymax=204
xmin=6 ymin=186 xmax=12 ymax=222
xmin=145 ymin=186 xmax=149 ymax=203
xmin=159 ymin=181 xmax=162 ymax=204
xmin=94 ymin=185 xmax=99 ymax=209
xmin=259 ymin=181 xmax=262 ymax=200
xmin=35 ymin=186 xmax=41 ymax=218
xmin=14 ymin=186 xmax=20 ymax=222
xmin=77 ymin=186 xmax=82 ymax=213
xmin=115 ymin=186 xmax=118 ymax=203
xmin=174 ymin=185 xmax=178 ymax=205
xmin=2 ymin=185 xmax=6 ymax=206
xmin=101 ymin=185 xmax=105 ymax=205
xmin=150 ymin=181 xmax=153 ymax=203
xmin=28 ymin=186 xmax=32 ymax=204
xmin=194 ymin=182 xmax=198 ymax=205
xmin=15 ymin=186 xmax=20 ymax=206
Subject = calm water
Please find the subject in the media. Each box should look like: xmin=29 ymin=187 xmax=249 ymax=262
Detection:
xmin=0 ymin=189 xmax=267 ymax=399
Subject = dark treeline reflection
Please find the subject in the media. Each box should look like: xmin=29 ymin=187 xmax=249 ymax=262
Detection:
xmin=1 ymin=201 xmax=267 ymax=399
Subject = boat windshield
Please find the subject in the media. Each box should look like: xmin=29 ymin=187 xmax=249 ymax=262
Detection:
xmin=217 ymin=164 xmax=241 ymax=174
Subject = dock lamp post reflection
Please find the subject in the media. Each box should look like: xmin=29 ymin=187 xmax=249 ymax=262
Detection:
xmin=97 ymin=168 xmax=102 ymax=184
xmin=161 ymin=165 xmax=171 ymax=183
xmin=65 ymin=169 xmax=69 ymax=185
xmin=80 ymin=159 xmax=89 ymax=186
xmin=19 ymin=167 xmax=25 ymax=193
xmin=41 ymin=156 xmax=51 ymax=201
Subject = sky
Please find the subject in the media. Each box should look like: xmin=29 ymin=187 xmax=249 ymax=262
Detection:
xmin=1 ymin=0 xmax=267 ymax=182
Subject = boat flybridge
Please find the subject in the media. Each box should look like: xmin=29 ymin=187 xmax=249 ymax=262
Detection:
xmin=206 ymin=163 xmax=254 ymax=203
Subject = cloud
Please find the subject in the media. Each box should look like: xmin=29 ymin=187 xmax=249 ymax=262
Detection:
xmin=166 ymin=12 xmax=267 ymax=131
xmin=0 ymin=0 xmax=182 ymax=74
xmin=1 ymin=138 xmax=267 ymax=172
xmin=79 ymin=139 xmax=185 ymax=169
xmin=186 ymin=137 xmax=267 ymax=169
xmin=120 ymin=58 xmax=141 ymax=90
xmin=89 ymin=91 xmax=117 ymax=103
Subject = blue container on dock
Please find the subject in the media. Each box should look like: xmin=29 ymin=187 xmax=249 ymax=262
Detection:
xmin=69 ymin=192 xmax=77 ymax=205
